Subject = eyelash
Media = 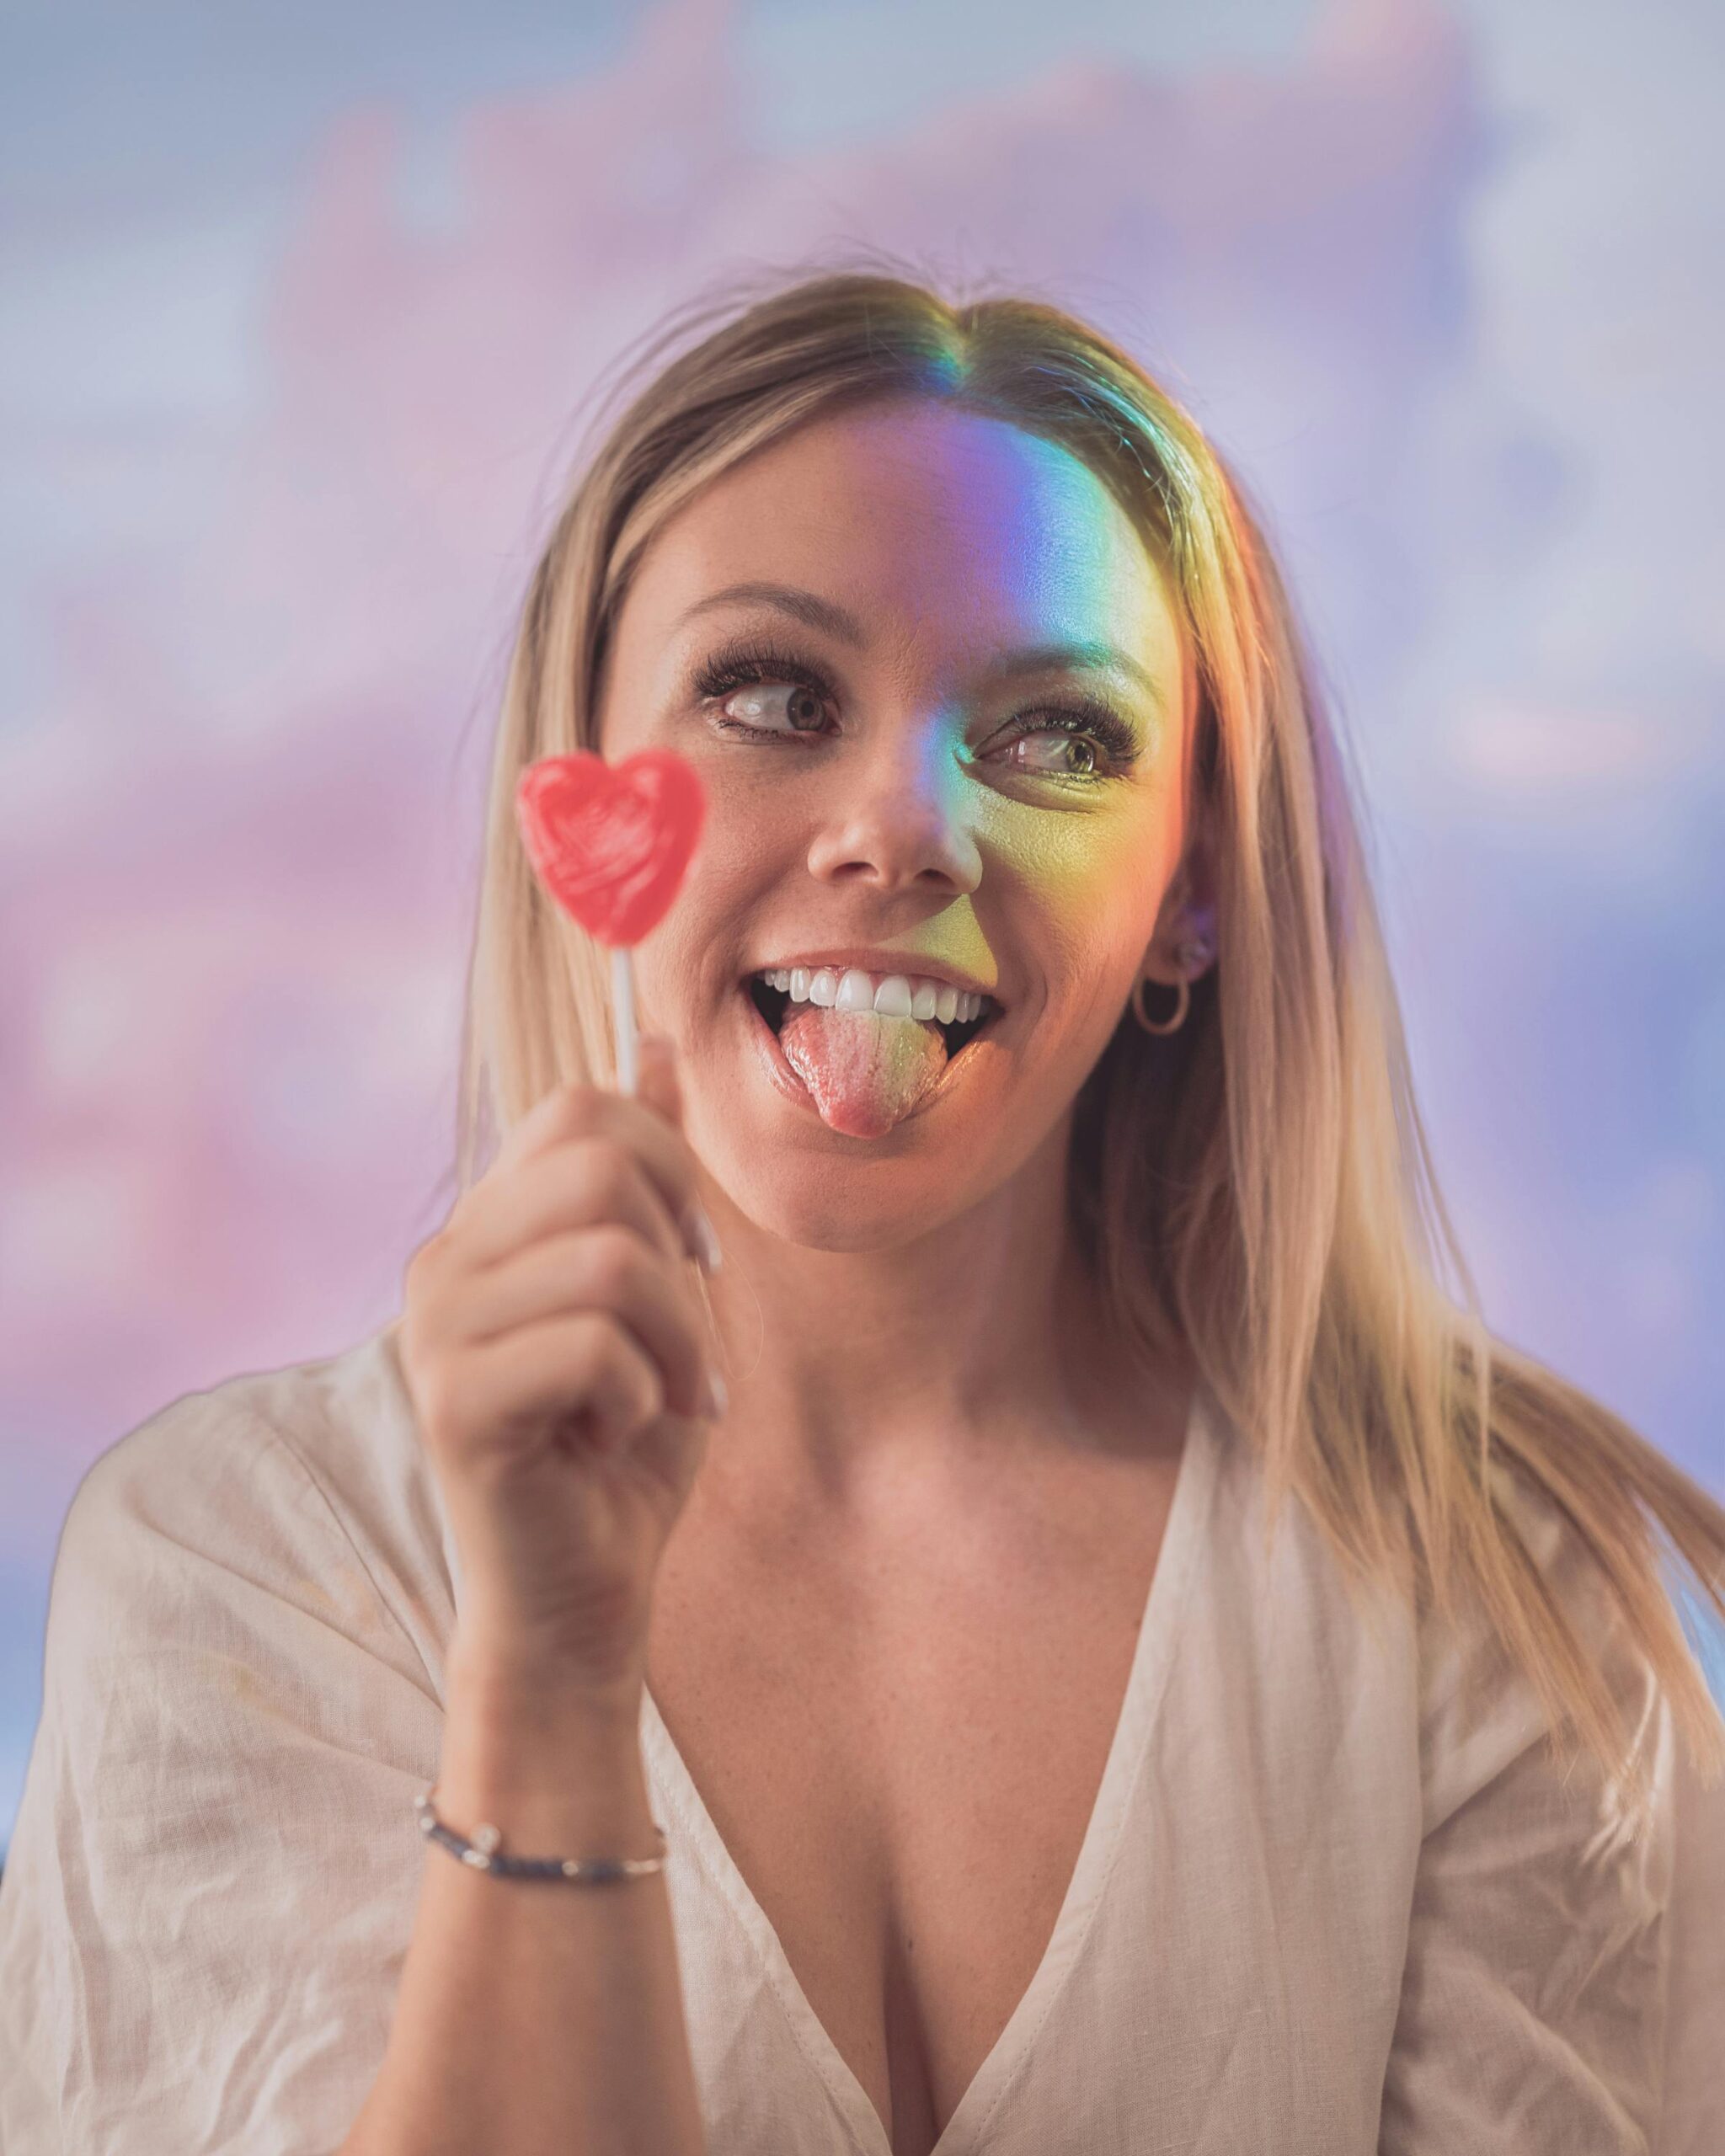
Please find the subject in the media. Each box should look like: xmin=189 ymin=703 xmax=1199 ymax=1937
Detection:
xmin=690 ymin=636 xmax=1140 ymax=782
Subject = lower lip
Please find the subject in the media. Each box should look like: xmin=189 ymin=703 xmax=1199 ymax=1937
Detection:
xmin=736 ymin=983 xmax=999 ymax=1130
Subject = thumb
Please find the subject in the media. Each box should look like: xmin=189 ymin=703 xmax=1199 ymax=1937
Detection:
xmin=635 ymin=1032 xmax=684 ymax=1129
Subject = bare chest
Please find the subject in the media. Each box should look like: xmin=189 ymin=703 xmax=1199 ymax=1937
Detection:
xmin=644 ymin=1449 xmax=1183 ymax=2156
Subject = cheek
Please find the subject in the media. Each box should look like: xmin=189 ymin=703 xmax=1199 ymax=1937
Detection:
xmin=1004 ymin=810 xmax=1181 ymax=1022
xmin=673 ymin=816 xmax=788 ymax=941
xmin=628 ymin=811 xmax=788 ymax=1009
xmin=999 ymin=809 xmax=1172 ymax=978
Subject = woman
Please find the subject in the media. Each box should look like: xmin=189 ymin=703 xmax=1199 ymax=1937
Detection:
xmin=3 ymin=264 xmax=1722 ymax=2156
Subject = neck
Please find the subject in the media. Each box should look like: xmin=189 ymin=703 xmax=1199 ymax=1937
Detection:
xmin=698 ymin=1129 xmax=1189 ymax=1517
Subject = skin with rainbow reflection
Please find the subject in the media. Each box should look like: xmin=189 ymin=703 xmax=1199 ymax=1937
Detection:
xmin=593 ymin=390 xmax=1219 ymax=1517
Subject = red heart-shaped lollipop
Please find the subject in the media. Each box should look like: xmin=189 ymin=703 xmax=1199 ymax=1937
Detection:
xmin=515 ymin=749 xmax=706 ymax=946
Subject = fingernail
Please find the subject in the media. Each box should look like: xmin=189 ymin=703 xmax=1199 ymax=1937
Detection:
xmin=705 ymin=1369 xmax=729 ymax=1418
xmin=682 ymin=1203 xmax=723 ymax=1273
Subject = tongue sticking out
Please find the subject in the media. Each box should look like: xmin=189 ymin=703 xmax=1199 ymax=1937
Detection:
xmin=777 ymin=1002 xmax=949 ymax=1138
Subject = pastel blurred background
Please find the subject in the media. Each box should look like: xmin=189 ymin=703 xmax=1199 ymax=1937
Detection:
xmin=5 ymin=0 xmax=1723 ymax=1859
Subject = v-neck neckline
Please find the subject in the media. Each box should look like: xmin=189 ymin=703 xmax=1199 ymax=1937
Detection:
xmin=638 ymin=1378 xmax=1220 ymax=2156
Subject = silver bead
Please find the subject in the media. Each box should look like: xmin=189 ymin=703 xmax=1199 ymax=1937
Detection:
xmin=472 ymin=1822 xmax=503 ymax=1856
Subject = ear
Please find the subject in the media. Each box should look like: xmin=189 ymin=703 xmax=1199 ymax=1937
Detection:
xmin=1140 ymin=814 xmax=1220 ymax=986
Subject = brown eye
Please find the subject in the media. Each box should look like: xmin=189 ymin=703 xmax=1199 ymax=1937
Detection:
xmin=719 ymin=682 xmax=826 ymax=734
xmin=694 ymin=643 xmax=837 ymax=739
xmin=985 ymin=712 xmax=1139 ymax=781
xmin=1005 ymin=731 xmax=1103 ymax=776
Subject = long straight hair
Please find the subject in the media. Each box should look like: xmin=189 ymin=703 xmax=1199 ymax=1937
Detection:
xmin=454 ymin=254 xmax=1725 ymax=1826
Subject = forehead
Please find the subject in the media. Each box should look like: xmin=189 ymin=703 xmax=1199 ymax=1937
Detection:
xmin=617 ymin=395 xmax=1184 ymax=683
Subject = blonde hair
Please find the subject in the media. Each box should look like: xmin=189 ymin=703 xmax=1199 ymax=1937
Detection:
xmin=456 ymin=249 xmax=1725 ymax=1824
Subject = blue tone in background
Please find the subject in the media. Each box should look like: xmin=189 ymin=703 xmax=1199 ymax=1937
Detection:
xmin=3 ymin=0 xmax=1723 ymax=1860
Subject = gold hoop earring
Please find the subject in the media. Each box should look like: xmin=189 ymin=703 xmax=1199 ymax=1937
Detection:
xmin=1130 ymin=974 xmax=1189 ymax=1035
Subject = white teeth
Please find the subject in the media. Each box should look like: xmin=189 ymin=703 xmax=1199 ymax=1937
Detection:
xmin=755 ymin=965 xmax=992 ymax=1027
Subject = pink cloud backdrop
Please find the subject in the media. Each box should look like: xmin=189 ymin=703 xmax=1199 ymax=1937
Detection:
xmin=5 ymin=0 xmax=1722 ymax=1843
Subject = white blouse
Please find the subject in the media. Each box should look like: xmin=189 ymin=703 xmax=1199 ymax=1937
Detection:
xmin=1 ymin=1319 xmax=1721 ymax=2154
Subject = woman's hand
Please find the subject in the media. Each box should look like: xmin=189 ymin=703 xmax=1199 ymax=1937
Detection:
xmin=397 ymin=1037 xmax=724 ymax=1708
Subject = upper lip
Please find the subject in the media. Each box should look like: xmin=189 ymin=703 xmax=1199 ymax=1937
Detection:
xmin=745 ymin=949 xmax=1002 ymax=1004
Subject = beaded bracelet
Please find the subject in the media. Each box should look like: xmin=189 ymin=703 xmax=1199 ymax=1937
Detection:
xmin=414 ymin=1784 xmax=669 ymax=1885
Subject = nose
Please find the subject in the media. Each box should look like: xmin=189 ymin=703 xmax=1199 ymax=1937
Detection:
xmin=803 ymin=723 xmax=982 ymax=897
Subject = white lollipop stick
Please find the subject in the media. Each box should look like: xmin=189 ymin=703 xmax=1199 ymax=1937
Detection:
xmin=611 ymin=945 xmax=639 ymax=1097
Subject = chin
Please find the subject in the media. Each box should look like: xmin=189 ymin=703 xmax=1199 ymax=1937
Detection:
xmin=725 ymin=1155 xmax=995 ymax=1254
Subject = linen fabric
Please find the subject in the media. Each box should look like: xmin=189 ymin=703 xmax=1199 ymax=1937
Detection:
xmin=1 ymin=1321 xmax=1721 ymax=2153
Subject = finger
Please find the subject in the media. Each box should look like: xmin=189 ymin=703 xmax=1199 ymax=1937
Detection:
xmin=491 ymin=1076 xmax=606 ymax=1174
xmin=460 ymin=1224 xmax=715 ymax=1421
xmin=459 ymin=1134 xmax=691 ymax=1273
xmin=472 ymin=1138 xmax=694 ymax=1267
xmin=489 ymin=1086 xmax=706 ymax=1257
xmin=453 ymin=1309 xmax=665 ymax=1465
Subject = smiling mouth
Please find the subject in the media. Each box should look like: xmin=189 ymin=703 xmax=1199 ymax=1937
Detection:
xmin=744 ymin=975 xmax=998 ymax=1060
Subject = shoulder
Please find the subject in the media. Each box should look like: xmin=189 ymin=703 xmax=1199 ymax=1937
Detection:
xmin=1414 ymin=1460 xmax=1676 ymax=1838
xmin=1194 ymin=1390 xmax=1683 ymax=1832
xmin=3 ymin=1326 xmax=451 ymax=2151
xmin=1187 ymin=1385 xmax=1427 ymax=1806
xmin=51 ymin=1318 xmax=452 ymax=1695
xmin=1379 ymin=1455 xmax=1725 ymax=2153
xmin=20 ymin=1321 xmax=452 ymax=1885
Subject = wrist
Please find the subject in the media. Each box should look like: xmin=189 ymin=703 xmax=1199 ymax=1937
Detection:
xmin=436 ymin=1653 xmax=656 ymax=1855
xmin=443 ymin=1639 xmax=645 ymax=1780
xmin=446 ymin=1629 xmax=646 ymax=1730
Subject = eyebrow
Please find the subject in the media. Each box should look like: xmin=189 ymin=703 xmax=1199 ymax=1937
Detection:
xmin=676 ymin=580 xmax=1165 ymax=709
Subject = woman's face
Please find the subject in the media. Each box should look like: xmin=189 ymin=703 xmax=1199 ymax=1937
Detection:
xmin=592 ymin=392 xmax=1206 ymax=1251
